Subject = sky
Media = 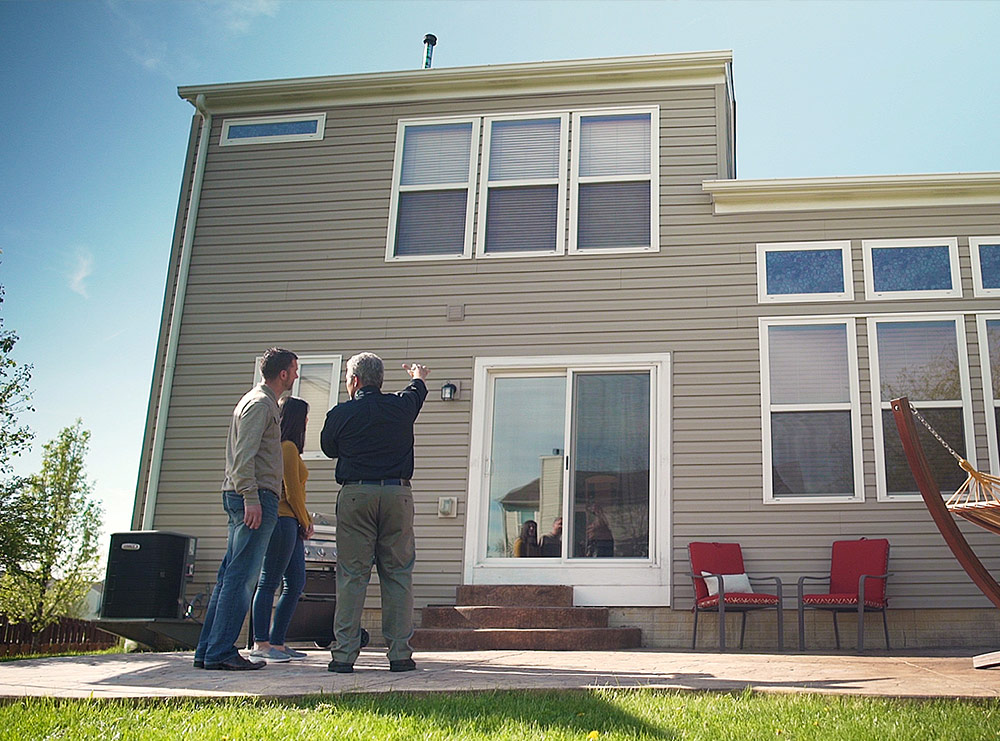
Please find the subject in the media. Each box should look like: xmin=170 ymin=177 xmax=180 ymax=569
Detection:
xmin=1 ymin=0 xmax=999 ymax=558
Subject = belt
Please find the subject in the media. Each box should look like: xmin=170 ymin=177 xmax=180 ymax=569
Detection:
xmin=343 ymin=479 xmax=411 ymax=487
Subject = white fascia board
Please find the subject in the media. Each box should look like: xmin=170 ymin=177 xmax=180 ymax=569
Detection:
xmin=178 ymin=51 xmax=732 ymax=114
xmin=703 ymin=172 xmax=1000 ymax=214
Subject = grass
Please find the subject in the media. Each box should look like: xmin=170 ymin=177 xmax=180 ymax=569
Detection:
xmin=0 ymin=643 xmax=126 ymax=663
xmin=1 ymin=688 xmax=998 ymax=740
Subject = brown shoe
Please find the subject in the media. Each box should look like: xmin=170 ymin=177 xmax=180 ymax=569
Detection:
xmin=204 ymin=654 xmax=265 ymax=671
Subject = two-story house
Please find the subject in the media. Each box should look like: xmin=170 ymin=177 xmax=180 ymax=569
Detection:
xmin=132 ymin=50 xmax=1000 ymax=649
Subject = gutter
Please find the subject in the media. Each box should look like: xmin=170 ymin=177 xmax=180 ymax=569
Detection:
xmin=141 ymin=94 xmax=212 ymax=527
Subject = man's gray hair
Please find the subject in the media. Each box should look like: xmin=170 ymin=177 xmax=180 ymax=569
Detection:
xmin=346 ymin=352 xmax=384 ymax=389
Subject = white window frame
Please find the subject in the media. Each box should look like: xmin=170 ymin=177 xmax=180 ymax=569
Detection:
xmin=862 ymin=237 xmax=961 ymax=301
xmin=759 ymin=317 xmax=864 ymax=504
xmin=253 ymin=354 xmax=342 ymax=461
xmin=475 ymin=111 xmax=569 ymax=259
xmin=568 ymin=106 xmax=660 ymax=256
xmin=976 ymin=313 xmax=1000 ymax=476
xmin=463 ymin=353 xmax=671 ymax=606
xmin=970 ymin=236 xmax=1000 ymax=297
xmin=385 ymin=116 xmax=480 ymax=262
xmin=220 ymin=113 xmax=326 ymax=146
xmin=867 ymin=313 xmax=974 ymax=502
xmin=756 ymin=241 xmax=854 ymax=304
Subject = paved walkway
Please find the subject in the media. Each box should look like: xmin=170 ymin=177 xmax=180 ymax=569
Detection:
xmin=1 ymin=648 xmax=998 ymax=700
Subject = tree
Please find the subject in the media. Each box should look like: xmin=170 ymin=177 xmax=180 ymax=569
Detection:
xmin=0 ymin=421 xmax=103 ymax=648
xmin=0 ymin=280 xmax=39 ymax=573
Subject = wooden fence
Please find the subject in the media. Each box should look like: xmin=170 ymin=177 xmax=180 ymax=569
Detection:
xmin=0 ymin=615 xmax=119 ymax=656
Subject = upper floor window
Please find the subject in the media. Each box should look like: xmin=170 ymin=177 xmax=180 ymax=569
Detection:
xmin=971 ymin=237 xmax=1000 ymax=297
xmin=862 ymin=238 xmax=961 ymax=300
xmin=476 ymin=114 xmax=569 ymax=258
xmin=386 ymin=118 xmax=479 ymax=261
xmin=570 ymin=109 xmax=659 ymax=254
xmin=220 ymin=113 xmax=326 ymax=146
xmin=756 ymin=241 xmax=853 ymax=303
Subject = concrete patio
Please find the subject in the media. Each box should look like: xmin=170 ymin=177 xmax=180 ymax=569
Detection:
xmin=1 ymin=647 xmax=998 ymax=700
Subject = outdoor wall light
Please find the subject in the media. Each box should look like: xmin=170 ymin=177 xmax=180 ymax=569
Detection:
xmin=440 ymin=381 xmax=458 ymax=401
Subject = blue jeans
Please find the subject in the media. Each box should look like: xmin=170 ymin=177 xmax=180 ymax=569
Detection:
xmin=251 ymin=516 xmax=305 ymax=646
xmin=195 ymin=490 xmax=278 ymax=665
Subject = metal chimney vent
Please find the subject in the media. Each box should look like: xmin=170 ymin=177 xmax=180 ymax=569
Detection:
xmin=423 ymin=34 xmax=437 ymax=69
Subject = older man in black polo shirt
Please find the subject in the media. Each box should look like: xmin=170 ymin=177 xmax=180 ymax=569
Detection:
xmin=320 ymin=352 xmax=428 ymax=674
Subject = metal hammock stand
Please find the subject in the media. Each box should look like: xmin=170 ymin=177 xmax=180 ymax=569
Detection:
xmin=891 ymin=397 xmax=1000 ymax=669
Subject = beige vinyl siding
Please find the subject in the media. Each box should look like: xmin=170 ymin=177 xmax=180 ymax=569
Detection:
xmin=141 ymin=77 xmax=1000 ymax=614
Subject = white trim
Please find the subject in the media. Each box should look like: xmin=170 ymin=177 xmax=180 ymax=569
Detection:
xmin=759 ymin=317 xmax=864 ymax=504
xmin=463 ymin=353 xmax=671 ymax=606
xmin=385 ymin=116 xmax=479 ymax=262
xmin=475 ymin=111 xmax=569 ymax=259
xmin=867 ymin=313 xmax=975 ymax=502
xmin=971 ymin=237 xmax=1000 ymax=297
xmin=220 ymin=112 xmax=325 ymax=146
xmin=703 ymin=172 xmax=1000 ymax=214
xmin=569 ymin=106 xmax=660 ymax=256
xmin=179 ymin=51 xmax=733 ymax=113
xmin=976 ymin=314 xmax=1000 ymax=476
xmin=861 ymin=237 xmax=961 ymax=301
xmin=756 ymin=241 xmax=854 ymax=304
xmin=253 ymin=354 xmax=342 ymax=459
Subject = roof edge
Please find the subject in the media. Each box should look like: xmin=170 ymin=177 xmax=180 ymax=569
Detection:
xmin=703 ymin=172 xmax=1000 ymax=214
xmin=178 ymin=50 xmax=733 ymax=113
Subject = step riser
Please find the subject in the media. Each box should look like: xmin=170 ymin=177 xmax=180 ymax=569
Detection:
xmin=422 ymin=606 xmax=609 ymax=629
xmin=412 ymin=628 xmax=642 ymax=651
xmin=456 ymin=585 xmax=574 ymax=607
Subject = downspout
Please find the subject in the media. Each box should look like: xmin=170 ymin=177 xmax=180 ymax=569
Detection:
xmin=141 ymin=93 xmax=212 ymax=528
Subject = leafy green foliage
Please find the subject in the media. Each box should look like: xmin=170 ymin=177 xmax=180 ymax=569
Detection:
xmin=0 ymin=421 xmax=103 ymax=644
xmin=0 ymin=281 xmax=39 ymax=573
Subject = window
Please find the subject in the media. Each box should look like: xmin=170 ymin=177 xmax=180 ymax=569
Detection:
xmin=759 ymin=319 xmax=863 ymax=502
xmin=570 ymin=108 xmax=659 ymax=254
xmin=386 ymin=117 xmax=479 ymax=260
xmin=971 ymin=237 xmax=1000 ymax=297
xmin=254 ymin=354 xmax=342 ymax=459
xmin=868 ymin=316 xmax=973 ymax=501
xmin=476 ymin=114 xmax=569 ymax=257
xmin=220 ymin=113 xmax=326 ymax=146
xmin=756 ymin=241 xmax=853 ymax=303
xmin=862 ymin=238 xmax=961 ymax=300
xmin=976 ymin=315 xmax=1000 ymax=476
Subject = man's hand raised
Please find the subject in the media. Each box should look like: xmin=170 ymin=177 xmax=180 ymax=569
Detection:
xmin=403 ymin=363 xmax=430 ymax=381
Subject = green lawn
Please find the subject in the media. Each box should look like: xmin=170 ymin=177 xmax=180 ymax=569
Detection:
xmin=0 ymin=643 xmax=125 ymax=663
xmin=1 ymin=689 xmax=998 ymax=740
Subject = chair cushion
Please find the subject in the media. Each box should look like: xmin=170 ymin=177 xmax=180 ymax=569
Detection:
xmin=697 ymin=592 xmax=779 ymax=609
xmin=829 ymin=538 xmax=889 ymax=604
xmin=701 ymin=571 xmax=753 ymax=597
xmin=803 ymin=592 xmax=887 ymax=609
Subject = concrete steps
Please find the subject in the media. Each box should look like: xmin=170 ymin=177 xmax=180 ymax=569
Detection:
xmin=411 ymin=584 xmax=642 ymax=651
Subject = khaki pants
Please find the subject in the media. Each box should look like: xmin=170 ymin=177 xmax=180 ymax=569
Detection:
xmin=332 ymin=483 xmax=415 ymax=664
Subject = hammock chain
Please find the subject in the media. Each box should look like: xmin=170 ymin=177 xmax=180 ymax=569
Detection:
xmin=909 ymin=404 xmax=964 ymax=464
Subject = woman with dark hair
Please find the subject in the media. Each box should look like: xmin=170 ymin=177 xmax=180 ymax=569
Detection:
xmin=512 ymin=519 xmax=540 ymax=558
xmin=249 ymin=396 xmax=314 ymax=663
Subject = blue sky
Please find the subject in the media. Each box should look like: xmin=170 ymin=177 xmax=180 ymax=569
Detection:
xmin=2 ymin=0 xmax=999 ymax=550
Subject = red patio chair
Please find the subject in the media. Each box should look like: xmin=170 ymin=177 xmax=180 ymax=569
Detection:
xmin=797 ymin=537 xmax=891 ymax=651
xmin=689 ymin=542 xmax=783 ymax=651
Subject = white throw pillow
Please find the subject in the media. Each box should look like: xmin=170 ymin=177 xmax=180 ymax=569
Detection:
xmin=701 ymin=571 xmax=753 ymax=596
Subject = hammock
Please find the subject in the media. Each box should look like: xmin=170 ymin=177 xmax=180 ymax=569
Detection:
xmin=892 ymin=397 xmax=1000 ymax=669
xmin=908 ymin=403 xmax=1000 ymax=537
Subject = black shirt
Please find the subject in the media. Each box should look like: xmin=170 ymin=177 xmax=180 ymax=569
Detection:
xmin=320 ymin=379 xmax=427 ymax=483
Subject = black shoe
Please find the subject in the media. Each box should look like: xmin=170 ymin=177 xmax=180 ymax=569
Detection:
xmin=389 ymin=658 xmax=416 ymax=673
xmin=204 ymin=654 xmax=265 ymax=671
xmin=193 ymin=658 xmax=204 ymax=669
xmin=328 ymin=661 xmax=354 ymax=674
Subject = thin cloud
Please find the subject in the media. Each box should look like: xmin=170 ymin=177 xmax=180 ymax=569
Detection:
xmin=69 ymin=250 xmax=94 ymax=299
xmin=211 ymin=0 xmax=280 ymax=35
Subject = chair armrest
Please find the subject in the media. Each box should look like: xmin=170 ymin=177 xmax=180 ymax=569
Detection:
xmin=797 ymin=574 xmax=830 ymax=600
xmin=748 ymin=574 xmax=782 ymax=602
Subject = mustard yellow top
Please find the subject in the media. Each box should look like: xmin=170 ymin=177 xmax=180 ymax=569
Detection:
xmin=279 ymin=440 xmax=311 ymax=528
